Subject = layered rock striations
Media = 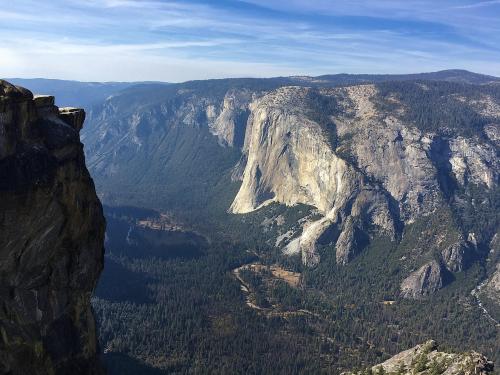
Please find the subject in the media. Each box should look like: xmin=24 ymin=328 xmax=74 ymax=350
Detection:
xmin=0 ymin=80 xmax=105 ymax=374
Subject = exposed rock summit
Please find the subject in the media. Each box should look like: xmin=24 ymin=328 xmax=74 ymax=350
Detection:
xmin=400 ymin=260 xmax=444 ymax=299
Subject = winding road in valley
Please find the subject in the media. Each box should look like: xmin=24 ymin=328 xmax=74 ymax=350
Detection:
xmin=231 ymin=261 xmax=319 ymax=318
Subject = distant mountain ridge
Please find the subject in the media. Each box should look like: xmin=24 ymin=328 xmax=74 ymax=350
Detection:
xmin=5 ymin=69 xmax=499 ymax=109
xmin=4 ymin=78 xmax=169 ymax=109
xmin=313 ymin=69 xmax=500 ymax=85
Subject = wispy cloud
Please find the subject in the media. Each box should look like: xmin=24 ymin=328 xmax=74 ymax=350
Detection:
xmin=1 ymin=0 xmax=499 ymax=81
xmin=454 ymin=0 xmax=500 ymax=8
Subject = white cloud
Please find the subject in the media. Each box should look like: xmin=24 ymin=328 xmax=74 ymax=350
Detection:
xmin=5 ymin=38 xmax=239 ymax=55
xmin=0 ymin=36 xmax=299 ymax=81
xmin=454 ymin=0 xmax=500 ymax=8
xmin=2 ymin=31 xmax=499 ymax=82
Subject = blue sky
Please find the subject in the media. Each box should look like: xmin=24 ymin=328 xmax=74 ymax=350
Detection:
xmin=1 ymin=0 xmax=500 ymax=81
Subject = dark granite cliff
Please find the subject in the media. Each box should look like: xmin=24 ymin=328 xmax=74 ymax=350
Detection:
xmin=0 ymin=80 xmax=105 ymax=374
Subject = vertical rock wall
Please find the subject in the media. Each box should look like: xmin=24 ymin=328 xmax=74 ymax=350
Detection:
xmin=0 ymin=80 xmax=105 ymax=374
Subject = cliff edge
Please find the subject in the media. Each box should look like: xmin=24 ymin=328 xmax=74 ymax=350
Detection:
xmin=0 ymin=80 xmax=105 ymax=374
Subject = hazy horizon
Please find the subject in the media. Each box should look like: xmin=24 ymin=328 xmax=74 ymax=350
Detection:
xmin=5 ymin=68 xmax=500 ymax=85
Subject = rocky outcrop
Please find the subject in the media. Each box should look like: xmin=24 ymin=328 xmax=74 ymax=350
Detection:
xmin=448 ymin=137 xmax=498 ymax=189
xmin=484 ymin=234 xmax=500 ymax=305
xmin=230 ymin=85 xmax=437 ymax=265
xmin=230 ymin=87 xmax=396 ymax=266
xmin=441 ymin=238 xmax=473 ymax=272
xmin=484 ymin=265 xmax=500 ymax=304
xmin=333 ymin=85 xmax=442 ymax=223
xmin=400 ymin=261 xmax=445 ymax=299
xmin=229 ymin=83 xmax=498 ymax=277
xmin=441 ymin=242 xmax=468 ymax=273
xmin=0 ymin=80 xmax=105 ymax=374
xmin=345 ymin=340 xmax=494 ymax=375
xmin=484 ymin=124 xmax=500 ymax=146
xmin=207 ymin=89 xmax=254 ymax=147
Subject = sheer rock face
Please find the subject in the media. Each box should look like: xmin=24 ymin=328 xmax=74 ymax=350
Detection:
xmin=229 ymin=84 xmax=498 ymax=277
xmin=230 ymin=87 xmax=396 ymax=266
xmin=484 ymin=264 xmax=500 ymax=305
xmin=483 ymin=234 xmax=500 ymax=306
xmin=400 ymin=261 xmax=444 ymax=299
xmin=333 ymin=85 xmax=442 ymax=224
xmin=441 ymin=238 xmax=473 ymax=272
xmin=231 ymin=87 xmax=360 ymax=215
xmin=0 ymin=80 xmax=105 ymax=375
xmin=448 ymin=137 xmax=498 ymax=188
xmin=345 ymin=340 xmax=494 ymax=375
xmin=207 ymin=89 xmax=255 ymax=148
xmin=231 ymin=86 xmax=436 ymax=266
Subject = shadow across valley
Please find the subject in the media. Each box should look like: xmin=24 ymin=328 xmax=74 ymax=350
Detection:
xmin=103 ymin=353 xmax=169 ymax=375
xmin=104 ymin=205 xmax=207 ymax=261
xmin=94 ymin=257 xmax=153 ymax=304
